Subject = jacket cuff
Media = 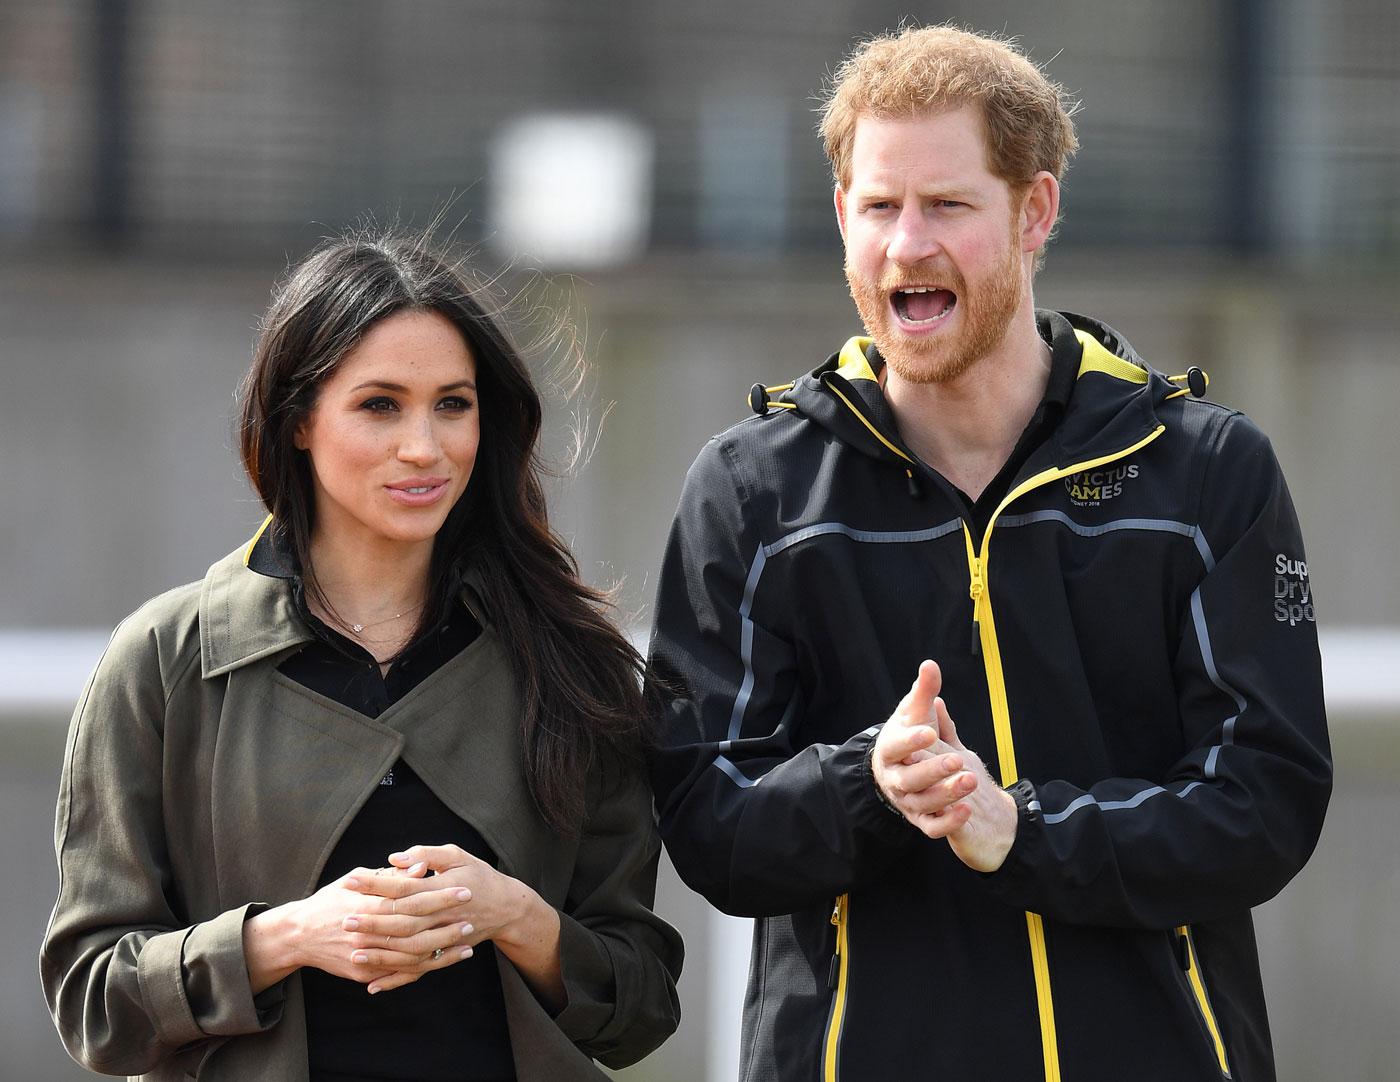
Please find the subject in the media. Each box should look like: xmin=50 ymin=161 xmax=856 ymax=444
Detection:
xmin=849 ymin=725 xmax=917 ymax=834
xmin=551 ymin=910 xmax=614 ymax=1042
xmin=978 ymin=790 xmax=1045 ymax=906
xmin=136 ymin=927 xmax=203 ymax=1049
xmin=136 ymin=904 xmax=283 ymax=1050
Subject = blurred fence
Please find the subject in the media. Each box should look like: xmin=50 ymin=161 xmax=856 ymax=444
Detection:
xmin=2 ymin=0 xmax=1397 ymax=260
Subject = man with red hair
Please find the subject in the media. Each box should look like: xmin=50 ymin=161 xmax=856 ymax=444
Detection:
xmin=649 ymin=23 xmax=1330 ymax=1082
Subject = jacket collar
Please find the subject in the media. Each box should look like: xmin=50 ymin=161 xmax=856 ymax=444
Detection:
xmin=199 ymin=526 xmax=315 ymax=678
xmin=1050 ymin=310 xmax=1170 ymax=469
xmin=780 ymin=309 xmax=1171 ymax=472
xmin=200 ymin=518 xmax=492 ymax=678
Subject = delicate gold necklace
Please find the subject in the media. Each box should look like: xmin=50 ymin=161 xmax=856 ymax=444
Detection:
xmin=327 ymin=600 xmax=425 ymax=637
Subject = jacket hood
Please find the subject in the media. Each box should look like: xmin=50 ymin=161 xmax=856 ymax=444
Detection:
xmin=765 ymin=310 xmax=1188 ymax=477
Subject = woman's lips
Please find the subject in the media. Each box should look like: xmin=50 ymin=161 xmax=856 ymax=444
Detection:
xmin=385 ymin=478 xmax=450 ymax=507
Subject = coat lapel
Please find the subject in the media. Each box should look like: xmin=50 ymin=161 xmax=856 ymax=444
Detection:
xmin=385 ymin=630 xmax=562 ymax=888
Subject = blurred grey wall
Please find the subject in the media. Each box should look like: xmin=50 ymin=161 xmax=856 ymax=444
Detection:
xmin=2 ymin=0 xmax=1397 ymax=1078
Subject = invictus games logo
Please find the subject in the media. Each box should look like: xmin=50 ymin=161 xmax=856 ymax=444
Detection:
xmin=1274 ymin=553 xmax=1315 ymax=626
xmin=1065 ymin=464 xmax=1138 ymax=506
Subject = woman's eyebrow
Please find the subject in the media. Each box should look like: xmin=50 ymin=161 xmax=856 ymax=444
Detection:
xmin=348 ymin=379 xmax=477 ymax=393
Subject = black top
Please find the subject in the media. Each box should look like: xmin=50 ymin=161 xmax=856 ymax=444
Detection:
xmin=275 ymin=589 xmax=516 ymax=1082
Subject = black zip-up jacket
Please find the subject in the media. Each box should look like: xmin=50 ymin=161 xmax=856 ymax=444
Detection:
xmin=648 ymin=312 xmax=1331 ymax=1082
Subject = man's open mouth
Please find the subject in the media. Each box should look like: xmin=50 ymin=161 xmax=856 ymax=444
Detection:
xmin=891 ymin=286 xmax=957 ymax=324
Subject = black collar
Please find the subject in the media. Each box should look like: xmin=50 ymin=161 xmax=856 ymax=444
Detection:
xmin=244 ymin=518 xmax=298 ymax=580
xmin=1037 ymin=309 xmax=1082 ymax=415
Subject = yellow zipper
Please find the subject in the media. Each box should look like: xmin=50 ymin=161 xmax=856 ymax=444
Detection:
xmin=822 ymin=893 xmax=850 ymax=1082
xmin=1178 ymin=925 xmax=1231 ymax=1075
xmin=963 ymin=424 xmax=1166 ymax=1082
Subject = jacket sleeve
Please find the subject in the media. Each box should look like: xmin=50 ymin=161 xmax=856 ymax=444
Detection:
xmin=983 ymin=413 xmax=1332 ymax=929
xmin=549 ymin=764 xmax=683 ymax=1070
xmin=40 ymin=615 xmax=283 ymax=1076
xmin=647 ymin=435 xmax=916 ymax=919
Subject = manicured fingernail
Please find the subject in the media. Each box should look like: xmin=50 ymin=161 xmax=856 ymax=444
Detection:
xmin=408 ymin=861 xmax=427 ymax=875
xmin=460 ymin=947 xmax=473 ymax=959
xmin=352 ymin=952 xmax=369 ymax=965
xmin=389 ymin=852 xmax=406 ymax=862
xmin=459 ymin=923 xmax=473 ymax=937
xmin=343 ymin=917 xmax=360 ymax=931
xmin=345 ymin=877 xmax=361 ymax=889
xmin=456 ymin=889 xmax=472 ymax=902
xmin=368 ymin=985 xmax=380 ymax=995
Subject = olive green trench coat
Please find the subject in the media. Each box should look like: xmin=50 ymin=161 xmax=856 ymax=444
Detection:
xmin=41 ymin=543 xmax=683 ymax=1080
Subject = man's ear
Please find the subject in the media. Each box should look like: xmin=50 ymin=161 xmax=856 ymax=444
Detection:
xmin=1019 ymin=171 xmax=1060 ymax=253
xmin=834 ymin=185 xmax=849 ymax=242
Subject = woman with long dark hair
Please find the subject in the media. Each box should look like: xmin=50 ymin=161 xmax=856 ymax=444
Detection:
xmin=41 ymin=229 xmax=682 ymax=1081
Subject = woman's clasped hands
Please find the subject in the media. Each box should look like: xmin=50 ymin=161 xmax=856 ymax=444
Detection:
xmin=338 ymin=843 xmax=545 ymax=995
xmin=244 ymin=841 xmax=563 ymax=1002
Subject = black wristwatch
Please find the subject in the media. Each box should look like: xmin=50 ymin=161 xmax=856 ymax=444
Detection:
xmin=1004 ymin=778 xmax=1040 ymax=824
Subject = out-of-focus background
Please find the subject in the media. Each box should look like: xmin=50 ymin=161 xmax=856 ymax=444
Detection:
xmin=2 ymin=1 xmax=1397 ymax=1078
